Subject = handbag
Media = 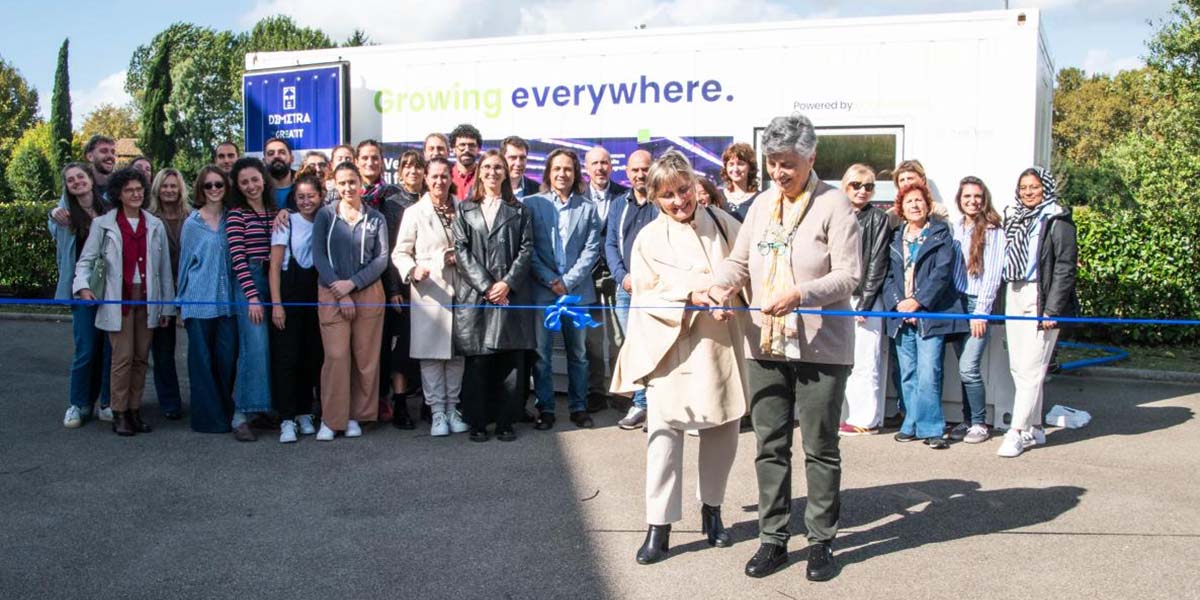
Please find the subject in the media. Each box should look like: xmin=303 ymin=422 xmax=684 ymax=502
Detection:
xmin=87 ymin=230 xmax=110 ymax=300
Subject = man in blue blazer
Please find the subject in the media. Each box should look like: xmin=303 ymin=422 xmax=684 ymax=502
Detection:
xmin=522 ymin=148 xmax=603 ymax=430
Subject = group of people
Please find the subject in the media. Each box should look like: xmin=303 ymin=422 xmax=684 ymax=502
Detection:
xmin=49 ymin=112 xmax=1077 ymax=581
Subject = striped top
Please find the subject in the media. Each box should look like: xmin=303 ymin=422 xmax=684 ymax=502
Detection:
xmin=951 ymin=218 xmax=1006 ymax=316
xmin=227 ymin=206 xmax=276 ymax=301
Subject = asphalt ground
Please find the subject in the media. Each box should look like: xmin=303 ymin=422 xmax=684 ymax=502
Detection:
xmin=1 ymin=319 xmax=1198 ymax=600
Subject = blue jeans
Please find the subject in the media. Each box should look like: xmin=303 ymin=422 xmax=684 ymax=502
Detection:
xmin=895 ymin=325 xmax=947 ymax=439
xmin=233 ymin=262 xmax=272 ymax=415
xmin=151 ymin=316 xmax=182 ymax=414
xmin=614 ymin=288 xmax=646 ymax=410
xmin=185 ymin=317 xmax=237 ymax=433
xmin=534 ymin=316 xmax=588 ymax=415
xmin=950 ymin=295 xmax=988 ymax=425
xmin=69 ymin=303 xmax=111 ymax=409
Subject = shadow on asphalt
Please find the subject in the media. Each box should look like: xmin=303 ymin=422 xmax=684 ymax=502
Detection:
xmin=669 ymin=479 xmax=1084 ymax=573
xmin=0 ymin=320 xmax=615 ymax=600
xmin=1044 ymin=376 xmax=1195 ymax=446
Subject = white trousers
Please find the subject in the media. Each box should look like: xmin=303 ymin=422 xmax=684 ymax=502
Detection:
xmin=1005 ymin=281 xmax=1058 ymax=431
xmin=420 ymin=357 xmax=465 ymax=414
xmin=843 ymin=297 xmax=888 ymax=429
xmin=644 ymin=397 xmax=740 ymax=525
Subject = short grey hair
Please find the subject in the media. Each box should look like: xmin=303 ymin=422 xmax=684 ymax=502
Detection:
xmin=647 ymin=149 xmax=696 ymax=203
xmin=761 ymin=113 xmax=818 ymax=158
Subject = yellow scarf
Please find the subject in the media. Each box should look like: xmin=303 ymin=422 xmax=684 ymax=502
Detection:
xmin=759 ymin=173 xmax=818 ymax=356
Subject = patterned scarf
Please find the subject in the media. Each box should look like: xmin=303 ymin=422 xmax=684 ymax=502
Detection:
xmin=759 ymin=172 xmax=818 ymax=356
xmin=361 ymin=180 xmax=386 ymax=209
xmin=1003 ymin=167 xmax=1059 ymax=282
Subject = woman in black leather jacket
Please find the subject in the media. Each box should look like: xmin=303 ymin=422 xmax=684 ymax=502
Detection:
xmin=452 ymin=150 xmax=536 ymax=442
xmin=839 ymin=164 xmax=892 ymax=436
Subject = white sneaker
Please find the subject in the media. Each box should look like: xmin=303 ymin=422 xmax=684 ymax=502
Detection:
xmin=964 ymin=424 xmax=991 ymax=444
xmin=430 ymin=412 xmax=450 ymax=437
xmin=63 ymin=406 xmax=83 ymax=428
xmin=97 ymin=406 xmax=114 ymax=422
xmin=316 ymin=423 xmax=336 ymax=441
xmin=686 ymin=429 xmax=700 ymax=437
xmin=997 ymin=429 xmax=1025 ymax=458
xmin=279 ymin=420 xmax=298 ymax=443
xmin=345 ymin=420 xmax=362 ymax=438
xmin=296 ymin=414 xmax=316 ymax=436
xmin=618 ymin=406 xmax=647 ymax=430
xmin=446 ymin=409 xmax=469 ymax=434
xmin=1027 ymin=427 xmax=1046 ymax=447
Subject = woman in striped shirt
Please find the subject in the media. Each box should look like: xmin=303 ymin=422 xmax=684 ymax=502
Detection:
xmin=948 ymin=177 xmax=1005 ymax=445
xmin=227 ymin=157 xmax=278 ymax=442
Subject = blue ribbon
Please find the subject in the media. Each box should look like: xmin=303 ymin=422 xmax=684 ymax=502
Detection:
xmin=542 ymin=295 xmax=603 ymax=332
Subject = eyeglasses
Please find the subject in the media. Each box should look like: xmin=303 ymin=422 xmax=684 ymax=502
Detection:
xmin=203 ymin=182 xmax=226 ymax=190
xmin=848 ymin=181 xmax=875 ymax=192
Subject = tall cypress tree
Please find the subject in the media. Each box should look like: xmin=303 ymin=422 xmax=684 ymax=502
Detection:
xmin=138 ymin=40 xmax=175 ymax=168
xmin=49 ymin=38 xmax=72 ymax=176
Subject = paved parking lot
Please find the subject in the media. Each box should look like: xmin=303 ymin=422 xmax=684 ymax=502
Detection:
xmin=1 ymin=318 xmax=1197 ymax=599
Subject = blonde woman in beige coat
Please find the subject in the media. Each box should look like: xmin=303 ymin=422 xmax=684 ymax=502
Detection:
xmin=610 ymin=150 xmax=748 ymax=566
xmin=391 ymin=159 xmax=468 ymax=437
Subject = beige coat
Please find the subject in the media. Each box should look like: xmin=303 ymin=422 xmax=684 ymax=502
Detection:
xmin=391 ymin=195 xmax=457 ymax=360
xmin=71 ymin=210 xmax=176 ymax=332
xmin=712 ymin=180 xmax=861 ymax=365
xmin=610 ymin=207 xmax=748 ymax=429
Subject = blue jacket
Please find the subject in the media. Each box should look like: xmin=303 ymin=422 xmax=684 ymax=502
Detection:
xmin=604 ymin=190 xmax=659 ymax=286
xmin=882 ymin=219 xmax=968 ymax=338
xmin=522 ymin=192 xmax=602 ymax=304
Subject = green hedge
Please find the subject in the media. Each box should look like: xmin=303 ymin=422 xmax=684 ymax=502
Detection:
xmin=0 ymin=200 xmax=58 ymax=296
xmin=1074 ymin=206 xmax=1200 ymax=344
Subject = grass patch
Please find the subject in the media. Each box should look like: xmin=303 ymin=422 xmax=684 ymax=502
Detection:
xmin=1058 ymin=342 xmax=1200 ymax=373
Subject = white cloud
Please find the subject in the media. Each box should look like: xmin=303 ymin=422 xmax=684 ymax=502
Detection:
xmin=1082 ymin=48 xmax=1142 ymax=75
xmin=70 ymin=70 xmax=132 ymax=123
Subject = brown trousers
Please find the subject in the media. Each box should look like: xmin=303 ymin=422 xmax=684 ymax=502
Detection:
xmin=318 ymin=282 xmax=385 ymax=431
xmin=109 ymin=305 xmax=153 ymax=412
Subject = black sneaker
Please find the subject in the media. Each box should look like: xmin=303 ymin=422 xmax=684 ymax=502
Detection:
xmin=893 ymin=431 xmax=918 ymax=443
xmin=744 ymin=543 xmax=788 ymax=578
xmin=533 ymin=414 xmax=556 ymax=431
xmin=805 ymin=542 xmax=837 ymax=582
xmin=569 ymin=411 xmax=594 ymax=429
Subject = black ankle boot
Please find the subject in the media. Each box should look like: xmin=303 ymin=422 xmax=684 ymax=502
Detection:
xmin=700 ymin=504 xmax=731 ymax=547
xmin=391 ymin=395 xmax=415 ymax=430
xmin=635 ymin=524 xmax=671 ymax=565
xmin=128 ymin=409 xmax=152 ymax=433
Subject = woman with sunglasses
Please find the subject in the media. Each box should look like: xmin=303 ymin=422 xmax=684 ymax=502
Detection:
xmin=838 ymin=164 xmax=892 ymax=437
xmin=177 ymin=166 xmax=238 ymax=433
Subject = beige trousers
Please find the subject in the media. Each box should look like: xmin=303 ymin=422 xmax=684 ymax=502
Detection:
xmin=644 ymin=395 xmax=740 ymax=525
xmin=318 ymin=282 xmax=385 ymax=431
xmin=109 ymin=305 xmax=153 ymax=412
xmin=1005 ymin=281 xmax=1059 ymax=431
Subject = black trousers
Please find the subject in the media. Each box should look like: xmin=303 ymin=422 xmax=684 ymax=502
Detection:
xmin=461 ymin=350 xmax=523 ymax=432
xmin=269 ymin=265 xmax=322 ymax=420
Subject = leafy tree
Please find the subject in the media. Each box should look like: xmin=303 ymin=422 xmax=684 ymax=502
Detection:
xmin=49 ymin=39 xmax=72 ymax=177
xmin=239 ymin=15 xmax=335 ymax=53
xmin=5 ymin=123 xmax=55 ymax=202
xmin=0 ymin=57 xmax=40 ymax=199
xmin=78 ymin=103 xmax=139 ymax=141
xmin=170 ymin=30 xmax=242 ymax=177
xmin=1052 ymin=67 xmax=1152 ymax=168
xmin=138 ymin=40 xmax=176 ymax=168
xmin=344 ymin=29 xmax=374 ymax=47
xmin=125 ymin=23 xmax=214 ymax=113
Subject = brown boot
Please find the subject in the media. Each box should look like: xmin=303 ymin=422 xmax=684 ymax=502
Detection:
xmin=128 ymin=409 xmax=152 ymax=433
xmin=113 ymin=411 xmax=136 ymax=437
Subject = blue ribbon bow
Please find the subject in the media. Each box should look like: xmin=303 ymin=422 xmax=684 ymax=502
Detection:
xmin=543 ymin=295 xmax=602 ymax=332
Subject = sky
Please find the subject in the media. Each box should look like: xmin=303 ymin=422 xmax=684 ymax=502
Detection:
xmin=0 ymin=0 xmax=1174 ymax=122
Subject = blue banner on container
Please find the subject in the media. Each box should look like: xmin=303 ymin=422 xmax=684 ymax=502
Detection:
xmin=243 ymin=65 xmax=344 ymax=153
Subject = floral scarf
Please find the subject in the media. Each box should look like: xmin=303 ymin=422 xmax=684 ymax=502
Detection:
xmin=758 ymin=172 xmax=818 ymax=357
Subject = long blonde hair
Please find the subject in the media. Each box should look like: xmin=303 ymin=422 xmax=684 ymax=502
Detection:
xmin=149 ymin=168 xmax=192 ymax=217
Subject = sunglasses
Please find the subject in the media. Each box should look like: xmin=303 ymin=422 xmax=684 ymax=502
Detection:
xmin=848 ymin=181 xmax=876 ymax=191
xmin=203 ymin=181 xmax=226 ymax=190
